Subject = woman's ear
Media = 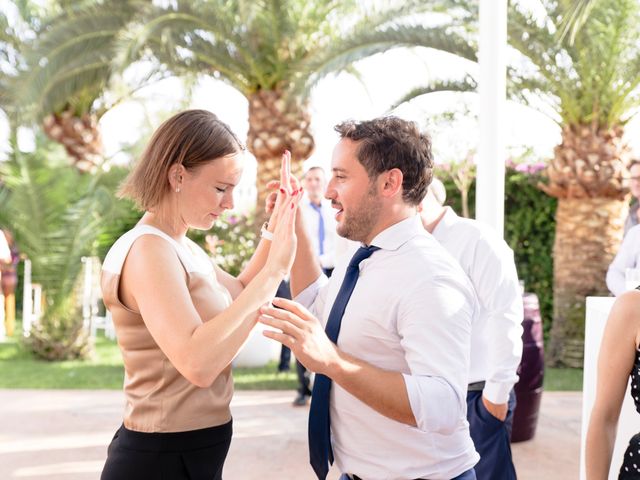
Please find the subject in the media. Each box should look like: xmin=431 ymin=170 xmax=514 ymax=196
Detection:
xmin=168 ymin=164 xmax=185 ymax=192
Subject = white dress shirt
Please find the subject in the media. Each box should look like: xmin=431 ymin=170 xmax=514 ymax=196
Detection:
xmin=607 ymin=223 xmax=640 ymax=296
xmin=296 ymin=215 xmax=479 ymax=480
xmin=299 ymin=197 xmax=339 ymax=270
xmin=432 ymin=207 xmax=524 ymax=405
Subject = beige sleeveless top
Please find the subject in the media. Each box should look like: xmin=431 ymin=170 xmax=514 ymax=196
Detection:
xmin=101 ymin=225 xmax=234 ymax=433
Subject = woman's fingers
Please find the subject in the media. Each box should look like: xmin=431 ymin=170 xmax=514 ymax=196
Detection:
xmin=279 ymin=150 xmax=292 ymax=195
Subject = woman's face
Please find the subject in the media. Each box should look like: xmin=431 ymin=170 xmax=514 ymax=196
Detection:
xmin=178 ymin=152 xmax=244 ymax=231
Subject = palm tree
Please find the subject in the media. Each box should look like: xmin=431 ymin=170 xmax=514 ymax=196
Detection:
xmin=12 ymin=0 xmax=165 ymax=172
xmin=390 ymin=0 xmax=640 ymax=367
xmin=0 ymin=136 xmax=115 ymax=360
xmin=508 ymin=0 xmax=640 ymax=367
xmin=15 ymin=0 xmax=474 ymax=218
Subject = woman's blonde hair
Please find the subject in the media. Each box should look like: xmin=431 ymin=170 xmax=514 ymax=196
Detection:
xmin=119 ymin=109 xmax=244 ymax=210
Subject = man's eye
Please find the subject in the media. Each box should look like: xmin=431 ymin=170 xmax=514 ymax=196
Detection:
xmin=216 ymin=187 xmax=227 ymax=193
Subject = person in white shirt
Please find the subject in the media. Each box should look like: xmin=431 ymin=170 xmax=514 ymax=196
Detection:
xmin=624 ymin=160 xmax=640 ymax=235
xmin=259 ymin=117 xmax=479 ymax=480
xmin=607 ymin=223 xmax=640 ymax=296
xmin=419 ymin=178 xmax=523 ymax=480
xmin=300 ymin=167 xmax=339 ymax=276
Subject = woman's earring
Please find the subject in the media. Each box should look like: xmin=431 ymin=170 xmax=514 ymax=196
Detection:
xmin=176 ymin=187 xmax=181 ymax=193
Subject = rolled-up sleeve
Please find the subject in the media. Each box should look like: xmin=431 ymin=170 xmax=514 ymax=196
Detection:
xmin=397 ymin=276 xmax=475 ymax=434
xmin=403 ymin=374 xmax=462 ymax=433
xmin=293 ymin=274 xmax=329 ymax=318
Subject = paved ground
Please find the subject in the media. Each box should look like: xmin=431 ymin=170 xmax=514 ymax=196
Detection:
xmin=0 ymin=389 xmax=579 ymax=479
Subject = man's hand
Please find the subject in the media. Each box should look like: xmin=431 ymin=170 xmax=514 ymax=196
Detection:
xmin=482 ymin=396 xmax=508 ymax=421
xmin=259 ymin=297 xmax=338 ymax=375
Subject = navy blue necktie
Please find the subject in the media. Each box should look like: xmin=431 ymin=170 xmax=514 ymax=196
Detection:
xmin=309 ymin=202 xmax=325 ymax=256
xmin=308 ymin=245 xmax=380 ymax=480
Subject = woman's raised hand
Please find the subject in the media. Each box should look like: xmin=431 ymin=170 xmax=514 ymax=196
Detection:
xmin=265 ymin=150 xmax=300 ymax=223
xmin=265 ymin=151 xmax=302 ymax=276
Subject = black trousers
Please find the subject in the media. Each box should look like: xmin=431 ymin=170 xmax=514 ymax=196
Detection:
xmin=101 ymin=420 xmax=232 ymax=480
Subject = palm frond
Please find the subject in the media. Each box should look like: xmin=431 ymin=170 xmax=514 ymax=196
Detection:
xmin=389 ymin=76 xmax=477 ymax=111
xmin=556 ymin=0 xmax=600 ymax=45
xmin=301 ymin=23 xmax=476 ymax=96
xmin=14 ymin=0 xmax=142 ymax=119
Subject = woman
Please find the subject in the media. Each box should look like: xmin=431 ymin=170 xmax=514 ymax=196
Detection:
xmin=586 ymin=288 xmax=640 ymax=479
xmin=100 ymin=109 xmax=300 ymax=479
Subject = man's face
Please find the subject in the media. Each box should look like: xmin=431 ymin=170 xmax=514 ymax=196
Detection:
xmin=630 ymin=164 xmax=640 ymax=199
xmin=325 ymin=139 xmax=382 ymax=243
xmin=303 ymin=168 xmax=326 ymax=202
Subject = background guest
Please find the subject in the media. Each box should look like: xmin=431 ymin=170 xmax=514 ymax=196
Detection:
xmin=419 ymin=178 xmax=523 ymax=480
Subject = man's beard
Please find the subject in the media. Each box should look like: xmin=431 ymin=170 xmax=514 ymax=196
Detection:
xmin=336 ymin=183 xmax=382 ymax=243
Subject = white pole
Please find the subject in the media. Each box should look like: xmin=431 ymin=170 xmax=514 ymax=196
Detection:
xmin=477 ymin=0 xmax=508 ymax=236
xmin=32 ymin=285 xmax=42 ymax=323
xmin=22 ymin=259 xmax=32 ymax=336
xmin=81 ymin=256 xmax=92 ymax=332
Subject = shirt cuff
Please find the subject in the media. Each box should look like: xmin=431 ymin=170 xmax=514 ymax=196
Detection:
xmin=293 ymin=274 xmax=328 ymax=309
xmin=483 ymin=380 xmax=516 ymax=405
xmin=402 ymin=373 xmax=463 ymax=435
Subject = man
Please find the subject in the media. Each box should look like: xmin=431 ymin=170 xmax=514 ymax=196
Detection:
xmin=420 ymin=179 xmax=523 ymax=480
xmin=260 ymin=117 xmax=479 ymax=480
xmin=625 ymin=160 xmax=640 ymax=235
xmin=606 ymin=223 xmax=640 ymax=295
xmin=289 ymin=166 xmax=340 ymax=405
xmin=300 ymin=166 xmax=339 ymax=277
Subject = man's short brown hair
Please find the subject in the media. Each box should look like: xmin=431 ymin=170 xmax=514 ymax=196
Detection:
xmin=334 ymin=116 xmax=433 ymax=205
xmin=119 ymin=109 xmax=244 ymax=210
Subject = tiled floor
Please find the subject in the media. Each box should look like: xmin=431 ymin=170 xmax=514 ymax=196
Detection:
xmin=0 ymin=389 xmax=580 ymax=479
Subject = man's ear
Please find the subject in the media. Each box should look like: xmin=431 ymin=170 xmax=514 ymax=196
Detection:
xmin=168 ymin=164 xmax=185 ymax=191
xmin=379 ymin=168 xmax=403 ymax=198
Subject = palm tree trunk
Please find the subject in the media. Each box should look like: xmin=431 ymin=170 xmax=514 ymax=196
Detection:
xmin=42 ymin=108 xmax=104 ymax=173
xmin=247 ymin=89 xmax=315 ymax=226
xmin=545 ymin=123 xmax=630 ymax=367
xmin=549 ymin=198 xmax=626 ymax=367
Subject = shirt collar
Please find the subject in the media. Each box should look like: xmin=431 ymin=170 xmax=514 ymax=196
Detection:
xmin=367 ymin=214 xmax=425 ymax=251
xmin=432 ymin=206 xmax=459 ymax=236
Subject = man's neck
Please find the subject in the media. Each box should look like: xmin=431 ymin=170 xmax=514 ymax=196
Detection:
xmin=308 ymin=196 xmax=322 ymax=207
xmin=421 ymin=207 xmax=447 ymax=233
xmin=363 ymin=204 xmax=416 ymax=245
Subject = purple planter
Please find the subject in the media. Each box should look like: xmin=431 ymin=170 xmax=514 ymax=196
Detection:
xmin=511 ymin=292 xmax=545 ymax=443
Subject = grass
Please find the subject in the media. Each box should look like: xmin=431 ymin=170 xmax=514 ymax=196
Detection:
xmin=0 ymin=335 xmax=298 ymax=390
xmin=0 ymin=335 xmax=582 ymax=391
xmin=543 ymin=367 xmax=583 ymax=391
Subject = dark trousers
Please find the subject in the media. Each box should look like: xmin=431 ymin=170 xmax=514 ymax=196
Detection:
xmin=339 ymin=468 xmax=475 ymax=480
xmin=277 ymin=280 xmax=293 ymax=372
xmin=101 ymin=421 xmax=232 ymax=480
xmin=467 ymin=389 xmax=517 ymax=480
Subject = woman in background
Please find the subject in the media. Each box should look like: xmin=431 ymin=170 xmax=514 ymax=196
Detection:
xmin=586 ymin=288 xmax=640 ymax=479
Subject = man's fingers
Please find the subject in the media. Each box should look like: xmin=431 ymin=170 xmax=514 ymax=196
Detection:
xmin=262 ymin=329 xmax=295 ymax=348
xmin=259 ymin=313 xmax=303 ymax=338
xmin=259 ymin=305 xmax=306 ymax=329
xmin=271 ymin=297 xmax=314 ymax=320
